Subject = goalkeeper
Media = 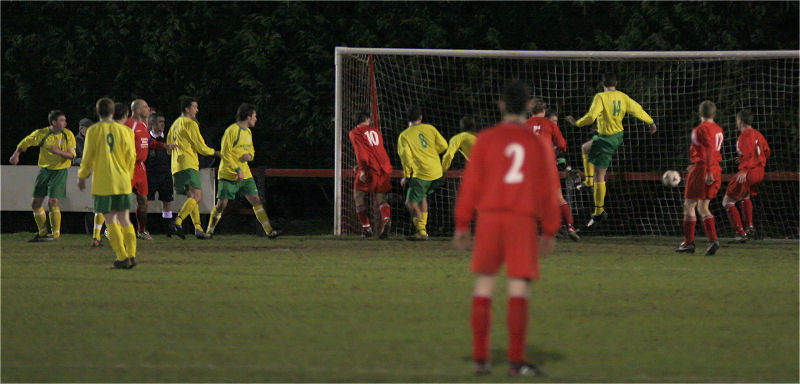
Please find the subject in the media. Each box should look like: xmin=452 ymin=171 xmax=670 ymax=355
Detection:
xmin=441 ymin=116 xmax=477 ymax=172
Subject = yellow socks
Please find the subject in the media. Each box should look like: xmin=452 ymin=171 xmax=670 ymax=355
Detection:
xmin=176 ymin=198 xmax=197 ymax=227
xmin=121 ymin=224 xmax=137 ymax=259
xmin=253 ymin=204 xmax=273 ymax=234
xmin=582 ymin=154 xmax=594 ymax=187
xmin=93 ymin=213 xmax=105 ymax=240
xmin=106 ymin=223 xmax=128 ymax=261
xmin=33 ymin=207 xmax=47 ymax=236
xmin=413 ymin=217 xmax=427 ymax=236
xmin=190 ymin=201 xmax=202 ymax=231
xmin=49 ymin=207 xmax=61 ymax=238
xmin=593 ymin=182 xmax=606 ymax=216
xmin=207 ymin=206 xmax=222 ymax=234
xmin=422 ymin=212 xmax=428 ymax=226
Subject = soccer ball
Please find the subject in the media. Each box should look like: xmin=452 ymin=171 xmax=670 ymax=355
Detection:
xmin=662 ymin=170 xmax=681 ymax=187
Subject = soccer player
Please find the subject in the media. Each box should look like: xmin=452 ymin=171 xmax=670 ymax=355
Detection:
xmin=566 ymin=73 xmax=657 ymax=228
xmin=77 ymin=97 xmax=138 ymax=269
xmin=125 ymin=99 xmax=155 ymax=239
xmin=205 ymin=103 xmax=279 ymax=239
xmin=526 ymin=100 xmax=579 ymax=241
xmin=722 ymin=109 xmax=771 ymax=243
xmin=676 ymin=100 xmax=724 ymax=256
xmin=146 ymin=112 xmax=176 ymax=233
xmin=9 ymin=110 xmax=76 ymax=242
xmin=348 ymin=110 xmax=393 ymax=239
xmin=167 ymin=96 xmax=220 ymax=239
xmin=397 ymin=105 xmax=447 ymax=239
xmin=440 ymin=116 xmax=477 ymax=172
xmin=454 ymin=80 xmax=560 ymax=376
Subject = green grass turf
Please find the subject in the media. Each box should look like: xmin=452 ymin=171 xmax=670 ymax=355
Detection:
xmin=1 ymin=233 xmax=797 ymax=382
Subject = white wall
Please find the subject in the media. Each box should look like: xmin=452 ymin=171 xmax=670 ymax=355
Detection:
xmin=0 ymin=165 xmax=215 ymax=213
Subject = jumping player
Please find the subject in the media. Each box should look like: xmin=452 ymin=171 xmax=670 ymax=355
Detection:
xmin=348 ymin=111 xmax=393 ymax=239
xmin=441 ymin=116 xmax=477 ymax=172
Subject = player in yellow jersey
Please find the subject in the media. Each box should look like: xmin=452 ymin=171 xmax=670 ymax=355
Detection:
xmin=167 ymin=96 xmax=220 ymax=239
xmin=77 ymin=98 xmax=138 ymax=269
xmin=9 ymin=110 xmax=76 ymax=242
xmin=397 ymin=105 xmax=448 ymax=240
xmin=441 ymin=116 xmax=477 ymax=172
xmin=566 ymin=73 xmax=657 ymax=228
xmin=205 ymin=103 xmax=280 ymax=239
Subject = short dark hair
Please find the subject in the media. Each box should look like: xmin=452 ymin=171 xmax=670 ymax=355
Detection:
xmin=545 ymin=109 xmax=558 ymax=120
xmin=355 ymin=110 xmax=371 ymax=123
xmin=179 ymin=96 xmax=197 ymax=114
xmin=236 ymin=103 xmax=257 ymax=121
xmin=406 ymin=105 xmax=422 ymax=123
xmin=96 ymin=98 xmax=114 ymax=119
xmin=736 ymin=109 xmax=753 ymax=125
xmin=460 ymin=116 xmax=476 ymax=132
xmin=699 ymin=100 xmax=717 ymax=119
xmin=531 ymin=98 xmax=547 ymax=115
xmin=48 ymin=110 xmax=65 ymax=124
xmin=113 ymin=102 xmax=129 ymax=121
xmin=601 ymin=73 xmax=618 ymax=88
xmin=148 ymin=112 xmax=162 ymax=125
xmin=501 ymin=80 xmax=530 ymax=115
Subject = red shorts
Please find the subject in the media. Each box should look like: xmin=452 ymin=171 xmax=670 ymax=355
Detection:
xmin=725 ymin=167 xmax=764 ymax=200
xmin=684 ymin=165 xmax=721 ymax=200
xmin=131 ymin=162 xmax=148 ymax=196
xmin=471 ymin=212 xmax=540 ymax=280
xmin=354 ymin=170 xmax=391 ymax=193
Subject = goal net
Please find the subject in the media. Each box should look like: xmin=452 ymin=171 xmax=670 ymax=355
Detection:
xmin=334 ymin=48 xmax=799 ymax=238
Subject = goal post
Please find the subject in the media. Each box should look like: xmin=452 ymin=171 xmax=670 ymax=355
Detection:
xmin=334 ymin=48 xmax=799 ymax=238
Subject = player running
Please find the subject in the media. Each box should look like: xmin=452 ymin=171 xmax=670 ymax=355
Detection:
xmin=566 ymin=73 xmax=657 ymax=228
xmin=348 ymin=111 xmax=393 ymax=239
xmin=454 ymin=80 xmax=560 ymax=377
xmin=526 ymin=99 xmax=579 ymax=241
xmin=397 ymin=105 xmax=447 ymax=240
xmin=167 ymin=96 xmax=220 ymax=239
xmin=441 ymin=116 xmax=477 ymax=173
xmin=722 ymin=109 xmax=771 ymax=243
xmin=676 ymin=100 xmax=724 ymax=256
xmin=77 ymin=98 xmax=138 ymax=269
xmin=9 ymin=110 xmax=76 ymax=242
xmin=205 ymin=103 xmax=279 ymax=239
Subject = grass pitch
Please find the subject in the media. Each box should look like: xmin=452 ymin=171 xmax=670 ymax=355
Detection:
xmin=2 ymin=233 xmax=797 ymax=382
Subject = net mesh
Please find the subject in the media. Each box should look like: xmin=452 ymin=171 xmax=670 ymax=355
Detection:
xmin=337 ymin=51 xmax=799 ymax=238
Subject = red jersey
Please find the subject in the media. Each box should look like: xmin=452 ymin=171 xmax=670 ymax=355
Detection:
xmin=125 ymin=117 xmax=163 ymax=162
xmin=454 ymin=121 xmax=561 ymax=235
xmin=524 ymin=116 xmax=567 ymax=153
xmin=736 ymin=127 xmax=770 ymax=171
xmin=348 ymin=124 xmax=392 ymax=174
xmin=689 ymin=121 xmax=724 ymax=170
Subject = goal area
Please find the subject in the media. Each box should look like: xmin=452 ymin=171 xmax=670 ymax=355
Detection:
xmin=334 ymin=48 xmax=799 ymax=238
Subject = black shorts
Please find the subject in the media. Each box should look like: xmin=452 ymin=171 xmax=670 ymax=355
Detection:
xmin=147 ymin=176 xmax=174 ymax=202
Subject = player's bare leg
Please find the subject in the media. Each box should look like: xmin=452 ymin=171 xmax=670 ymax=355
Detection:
xmin=405 ymin=200 xmax=427 ymax=240
xmin=697 ymin=199 xmax=720 ymax=255
xmin=106 ymin=210 xmax=136 ymax=269
xmin=46 ymin=197 xmax=62 ymax=240
xmin=676 ymin=199 xmax=697 ymax=253
xmin=421 ymin=197 xmax=429 ymax=234
xmin=28 ymin=197 xmax=52 ymax=242
xmin=578 ymin=140 xmax=594 ymax=190
xmin=135 ymin=194 xmax=151 ymax=240
xmin=723 ymin=195 xmax=747 ymax=243
xmin=206 ymin=199 xmax=228 ymax=238
xmin=586 ymin=167 xmax=608 ymax=228
xmin=471 ymin=275 xmax=496 ymax=375
xmin=245 ymin=193 xmax=279 ymax=239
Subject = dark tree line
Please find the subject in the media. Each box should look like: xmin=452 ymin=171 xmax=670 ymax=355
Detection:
xmin=2 ymin=1 xmax=798 ymax=168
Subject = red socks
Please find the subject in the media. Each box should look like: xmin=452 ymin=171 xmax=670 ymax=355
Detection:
xmin=740 ymin=199 xmax=753 ymax=227
xmin=683 ymin=215 xmax=696 ymax=245
xmin=702 ymin=216 xmax=718 ymax=242
xmin=559 ymin=202 xmax=573 ymax=227
xmin=379 ymin=203 xmax=391 ymax=221
xmin=356 ymin=207 xmax=371 ymax=229
xmin=507 ymin=297 xmax=528 ymax=364
xmin=136 ymin=208 xmax=147 ymax=232
xmin=471 ymin=296 xmax=491 ymax=362
xmin=725 ymin=204 xmax=745 ymax=235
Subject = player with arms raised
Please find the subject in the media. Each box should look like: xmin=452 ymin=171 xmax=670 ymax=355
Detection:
xmin=526 ymin=99 xmax=579 ymax=241
xmin=454 ymin=81 xmax=560 ymax=376
xmin=722 ymin=109 xmax=770 ymax=242
xmin=348 ymin=110 xmax=393 ymax=239
xmin=676 ymin=100 xmax=723 ymax=255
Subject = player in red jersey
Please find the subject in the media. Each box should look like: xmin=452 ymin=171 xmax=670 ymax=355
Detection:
xmin=722 ymin=109 xmax=771 ymax=243
xmin=525 ymin=99 xmax=579 ymax=241
xmin=676 ymin=100 xmax=724 ymax=256
xmin=454 ymin=81 xmax=560 ymax=377
xmin=348 ymin=111 xmax=393 ymax=239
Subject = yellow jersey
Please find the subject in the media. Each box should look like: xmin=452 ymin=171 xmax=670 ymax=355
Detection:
xmin=397 ymin=123 xmax=447 ymax=181
xmin=167 ymin=116 xmax=216 ymax=174
xmin=441 ymin=131 xmax=476 ymax=172
xmin=218 ymin=123 xmax=255 ymax=181
xmin=575 ymin=90 xmax=654 ymax=135
xmin=16 ymin=127 xmax=76 ymax=170
xmin=77 ymin=121 xmax=135 ymax=195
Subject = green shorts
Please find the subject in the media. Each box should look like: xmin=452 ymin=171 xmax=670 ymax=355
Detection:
xmin=217 ymin=178 xmax=258 ymax=200
xmin=406 ymin=177 xmax=442 ymax=203
xmin=588 ymin=132 xmax=624 ymax=169
xmin=173 ymin=169 xmax=202 ymax=196
xmin=32 ymin=168 xmax=68 ymax=198
xmin=93 ymin=193 xmax=134 ymax=213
